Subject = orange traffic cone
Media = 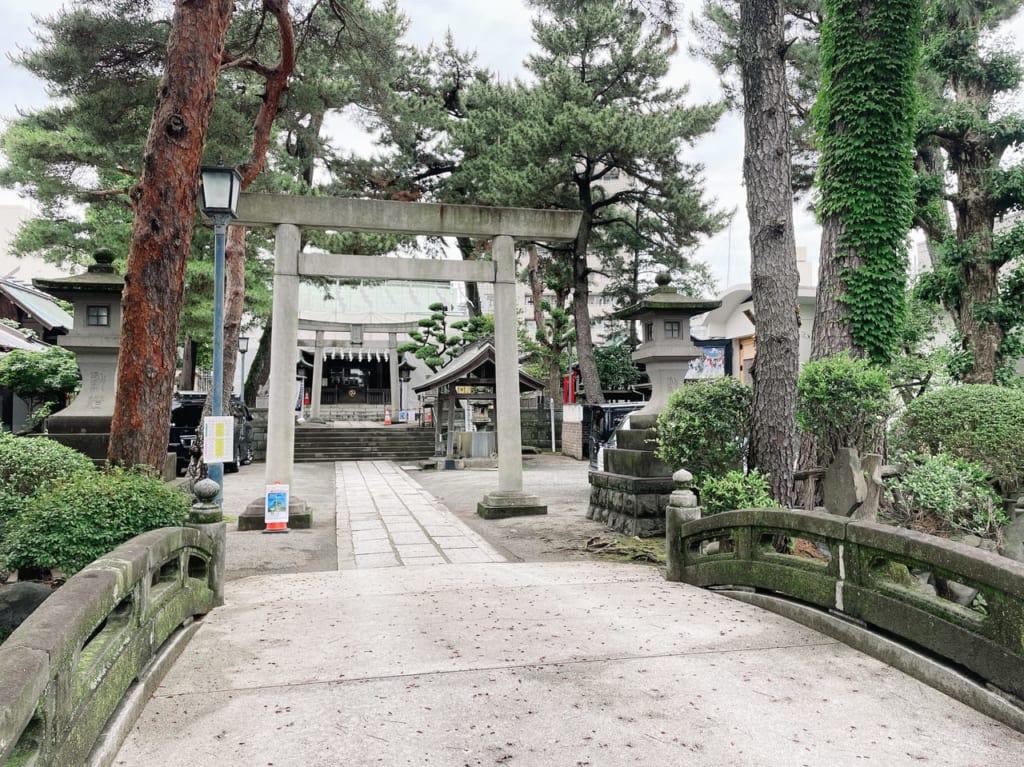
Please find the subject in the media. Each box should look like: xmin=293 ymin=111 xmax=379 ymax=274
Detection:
xmin=384 ymin=407 xmax=392 ymax=425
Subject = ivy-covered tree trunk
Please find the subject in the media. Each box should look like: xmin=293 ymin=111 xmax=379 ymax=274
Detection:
xmin=809 ymin=0 xmax=921 ymax=365
xmin=738 ymin=0 xmax=799 ymax=506
xmin=799 ymin=0 xmax=921 ymax=482
xmin=108 ymin=0 xmax=233 ymax=470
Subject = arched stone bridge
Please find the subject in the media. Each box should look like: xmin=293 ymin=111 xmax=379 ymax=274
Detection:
xmin=3 ymin=462 xmax=1024 ymax=765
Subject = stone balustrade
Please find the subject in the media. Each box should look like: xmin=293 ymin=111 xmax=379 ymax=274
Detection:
xmin=667 ymin=506 xmax=1024 ymax=729
xmin=0 ymin=526 xmax=222 ymax=766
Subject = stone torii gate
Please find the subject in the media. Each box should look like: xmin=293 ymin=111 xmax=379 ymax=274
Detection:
xmin=233 ymin=193 xmax=581 ymax=521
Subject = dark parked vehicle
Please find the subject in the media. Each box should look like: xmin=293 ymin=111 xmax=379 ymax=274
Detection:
xmin=170 ymin=392 xmax=254 ymax=475
xmin=587 ymin=402 xmax=645 ymax=470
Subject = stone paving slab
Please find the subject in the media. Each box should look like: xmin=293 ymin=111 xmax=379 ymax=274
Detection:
xmin=335 ymin=461 xmax=504 ymax=569
xmin=115 ymin=562 xmax=1024 ymax=766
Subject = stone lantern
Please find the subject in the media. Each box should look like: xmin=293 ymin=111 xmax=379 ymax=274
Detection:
xmin=586 ymin=274 xmax=720 ymax=536
xmin=615 ymin=272 xmax=721 ymax=417
xmin=33 ymin=249 xmax=125 ymax=461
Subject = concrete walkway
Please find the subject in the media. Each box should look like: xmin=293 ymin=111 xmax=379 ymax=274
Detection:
xmin=113 ymin=462 xmax=1024 ymax=765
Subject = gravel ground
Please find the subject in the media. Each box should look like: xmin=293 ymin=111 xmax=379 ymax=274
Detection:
xmin=409 ymin=453 xmax=646 ymax=563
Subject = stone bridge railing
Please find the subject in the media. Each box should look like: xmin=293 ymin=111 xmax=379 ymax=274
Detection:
xmin=667 ymin=507 xmax=1024 ymax=727
xmin=0 ymin=525 xmax=223 ymax=766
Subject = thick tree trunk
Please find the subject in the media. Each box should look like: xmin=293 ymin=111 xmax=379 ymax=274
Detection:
xmin=958 ymin=258 xmax=1001 ymax=383
xmin=810 ymin=215 xmax=861 ymax=360
xmin=109 ymin=0 xmax=233 ymax=470
xmin=572 ymin=250 xmax=604 ymax=404
xmin=738 ymin=0 xmax=800 ymax=506
xmin=526 ymin=244 xmax=563 ymax=406
xmin=223 ymin=226 xmax=246 ymax=400
xmin=954 ymin=152 xmax=1001 ymax=384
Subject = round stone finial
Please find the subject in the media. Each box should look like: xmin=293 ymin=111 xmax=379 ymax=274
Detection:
xmin=655 ymin=271 xmax=672 ymax=287
xmin=672 ymin=468 xmax=693 ymax=487
xmin=193 ymin=477 xmax=220 ymax=503
xmin=93 ymin=248 xmax=116 ymax=265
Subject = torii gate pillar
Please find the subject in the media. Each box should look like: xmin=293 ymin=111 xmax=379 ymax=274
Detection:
xmin=476 ymin=234 xmax=546 ymax=519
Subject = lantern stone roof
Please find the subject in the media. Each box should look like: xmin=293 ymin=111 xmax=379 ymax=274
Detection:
xmin=612 ymin=286 xmax=721 ymax=320
xmin=33 ymin=249 xmax=124 ymax=295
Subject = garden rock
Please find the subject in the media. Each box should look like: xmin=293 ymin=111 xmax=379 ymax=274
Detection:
xmin=936 ymin=578 xmax=979 ymax=607
xmin=999 ymin=516 xmax=1024 ymax=563
xmin=822 ymin=448 xmax=866 ymax=516
xmin=0 ymin=581 xmax=53 ymax=635
xmin=857 ymin=453 xmax=884 ymax=521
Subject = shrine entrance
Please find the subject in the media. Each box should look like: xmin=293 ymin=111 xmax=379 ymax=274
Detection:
xmin=232 ymin=193 xmax=580 ymax=520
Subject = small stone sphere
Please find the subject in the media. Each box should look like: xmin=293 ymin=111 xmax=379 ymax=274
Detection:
xmin=193 ymin=478 xmax=221 ymax=503
xmin=655 ymin=271 xmax=672 ymax=287
xmin=672 ymin=468 xmax=693 ymax=486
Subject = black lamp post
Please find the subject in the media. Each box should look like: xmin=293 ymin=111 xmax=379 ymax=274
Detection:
xmin=238 ymin=335 xmax=250 ymax=402
xmin=398 ymin=356 xmax=414 ymax=414
xmin=198 ymin=165 xmax=242 ymax=501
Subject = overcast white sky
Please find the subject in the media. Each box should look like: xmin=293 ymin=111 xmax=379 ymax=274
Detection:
xmin=2 ymin=1 xmax=1022 ymax=290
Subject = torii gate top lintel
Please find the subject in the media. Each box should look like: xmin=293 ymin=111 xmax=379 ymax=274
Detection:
xmin=234 ymin=193 xmax=582 ymax=241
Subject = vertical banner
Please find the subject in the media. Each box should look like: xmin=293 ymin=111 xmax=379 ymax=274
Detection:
xmin=265 ymin=483 xmax=289 ymax=532
xmin=202 ymin=416 xmax=234 ymax=464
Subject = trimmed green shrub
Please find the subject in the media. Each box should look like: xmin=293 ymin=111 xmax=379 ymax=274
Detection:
xmin=0 ymin=432 xmax=95 ymax=527
xmin=698 ymin=469 xmax=780 ymax=515
xmin=0 ymin=467 xmax=189 ymax=576
xmin=656 ymin=377 xmax=752 ymax=481
xmin=890 ymin=384 xmax=1024 ymax=495
xmin=796 ymin=352 xmax=890 ymax=464
xmin=886 ymin=453 xmax=1007 ymax=537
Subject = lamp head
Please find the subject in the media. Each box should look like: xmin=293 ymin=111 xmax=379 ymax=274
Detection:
xmin=199 ymin=165 xmax=242 ymax=218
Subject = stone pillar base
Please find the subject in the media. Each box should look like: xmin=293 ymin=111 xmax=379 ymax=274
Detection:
xmin=239 ymin=497 xmax=312 ymax=531
xmin=477 ymin=491 xmax=547 ymax=519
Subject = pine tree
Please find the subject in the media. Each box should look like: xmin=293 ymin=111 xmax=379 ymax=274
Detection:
xmin=453 ymin=0 xmax=725 ymax=403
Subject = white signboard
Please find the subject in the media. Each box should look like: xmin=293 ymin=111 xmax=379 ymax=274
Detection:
xmin=265 ymin=483 xmax=290 ymax=529
xmin=202 ymin=416 xmax=234 ymax=464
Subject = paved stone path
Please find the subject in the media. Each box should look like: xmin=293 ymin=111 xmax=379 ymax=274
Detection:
xmin=111 ymin=461 xmax=1024 ymax=765
xmin=336 ymin=461 xmax=504 ymax=568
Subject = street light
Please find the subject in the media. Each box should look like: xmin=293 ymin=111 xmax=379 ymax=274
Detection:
xmin=199 ymin=165 xmax=242 ymax=503
xmin=238 ymin=335 xmax=250 ymax=403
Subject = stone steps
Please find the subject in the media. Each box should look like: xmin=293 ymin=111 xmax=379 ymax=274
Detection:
xmin=293 ymin=426 xmax=435 ymax=462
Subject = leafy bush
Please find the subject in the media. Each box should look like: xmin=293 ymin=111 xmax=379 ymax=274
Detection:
xmin=890 ymin=384 xmax=1024 ymax=495
xmin=0 ymin=467 xmax=189 ymax=576
xmin=0 ymin=345 xmax=80 ymax=431
xmin=0 ymin=432 xmax=95 ymax=527
xmin=796 ymin=352 xmax=890 ymax=464
xmin=886 ymin=453 xmax=1007 ymax=537
xmin=698 ymin=469 xmax=780 ymax=515
xmin=656 ymin=377 xmax=751 ymax=481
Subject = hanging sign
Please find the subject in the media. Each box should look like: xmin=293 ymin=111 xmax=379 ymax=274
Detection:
xmin=202 ymin=416 xmax=234 ymax=464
